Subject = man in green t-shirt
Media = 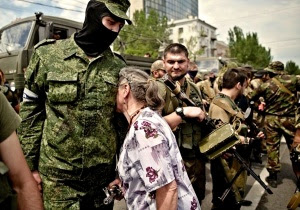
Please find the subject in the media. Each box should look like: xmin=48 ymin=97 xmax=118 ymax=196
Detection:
xmin=0 ymin=92 xmax=43 ymax=209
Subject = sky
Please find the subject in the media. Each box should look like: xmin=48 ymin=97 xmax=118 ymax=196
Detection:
xmin=0 ymin=0 xmax=299 ymax=66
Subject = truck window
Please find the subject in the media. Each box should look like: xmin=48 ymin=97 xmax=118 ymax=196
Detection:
xmin=0 ymin=21 xmax=33 ymax=53
xmin=52 ymin=27 xmax=68 ymax=40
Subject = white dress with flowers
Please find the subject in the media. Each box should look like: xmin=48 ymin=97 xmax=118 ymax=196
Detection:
xmin=117 ymin=107 xmax=201 ymax=210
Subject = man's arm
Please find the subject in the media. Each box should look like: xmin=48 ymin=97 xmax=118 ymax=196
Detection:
xmin=0 ymin=132 xmax=43 ymax=210
xmin=163 ymin=106 xmax=205 ymax=130
xmin=18 ymin=50 xmax=46 ymax=171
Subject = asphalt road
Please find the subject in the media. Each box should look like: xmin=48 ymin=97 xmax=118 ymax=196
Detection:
xmin=114 ymin=139 xmax=297 ymax=210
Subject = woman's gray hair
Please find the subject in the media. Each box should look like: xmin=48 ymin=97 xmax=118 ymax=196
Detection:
xmin=119 ymin=67 xmax=164 ymax=111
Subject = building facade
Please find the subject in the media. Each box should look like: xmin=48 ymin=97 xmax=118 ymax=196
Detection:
xmin=167 ymin=16 xmax=217 ymax=60
xmin=129 ymin=0 xmax=198 ymax=21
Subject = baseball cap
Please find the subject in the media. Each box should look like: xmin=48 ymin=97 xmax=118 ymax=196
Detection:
xmin=151 ymin=60 xmax=164 ymax=72
xmin=264 ymin=61 xmax=284 ymax=74
xmin=96 ymin=0 xmax=132 ymax=25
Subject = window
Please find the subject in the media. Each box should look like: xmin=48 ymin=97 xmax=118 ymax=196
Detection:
xmin=178 ymin=27 xmax=183 ymax=34
xmin=0 ymin=21 xmax=33 ymax=53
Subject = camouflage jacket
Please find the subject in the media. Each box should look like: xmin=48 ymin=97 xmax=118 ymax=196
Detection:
xmin=18 ymin=35 xmax=126 ymax=175
xmin=249 ymin=74 xmax=300 ymax=116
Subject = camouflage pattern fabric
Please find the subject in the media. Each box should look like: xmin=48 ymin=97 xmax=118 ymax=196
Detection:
xmin=250 ymin=74 xmax=300 ymax=173
xmin=264 ymin=115 xmax=295 ymax=172
xmin=156 ymin=79 xmax=206 ymax=201
xmin=196 ymin=79 xmax=215 ymax=102
xmin=18 ymin=34 xmax=126 ymax=209
xmin=41 ymin=165 xmax=115 ymax=209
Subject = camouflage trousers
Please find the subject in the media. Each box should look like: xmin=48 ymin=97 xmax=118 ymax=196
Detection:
xmin=264 ymin=115 xmax=295 ymax=173
xmin=40 ymin=165 xmax=115 ymax=210
xmin=183 ymin=156 xmax=206 ymax=202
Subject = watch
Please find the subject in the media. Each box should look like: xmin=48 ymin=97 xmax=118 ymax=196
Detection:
xmin=175 ymin=107 xmax=185 ymax=119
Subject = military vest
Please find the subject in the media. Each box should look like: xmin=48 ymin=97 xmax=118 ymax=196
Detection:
xmin=158 ymin=79 xmax=204 ymax=158
xmin=0 ymin=161 xmax=17 ymax=210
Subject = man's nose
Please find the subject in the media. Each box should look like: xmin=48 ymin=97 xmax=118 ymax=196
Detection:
xmin=111 ymin=24 xmax=122 ymax=32
xmin=173 ymin=62 xmax=180 ymax=69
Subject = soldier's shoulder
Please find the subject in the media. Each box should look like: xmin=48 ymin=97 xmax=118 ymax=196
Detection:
xmin=113 ymin=52 xmax=127 ymax=64
xmin=34 ymin=39 xmax=57 ymax=49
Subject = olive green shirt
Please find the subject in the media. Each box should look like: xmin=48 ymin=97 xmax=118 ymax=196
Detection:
xmin=0 ymin=92 xmax=21 ymax=142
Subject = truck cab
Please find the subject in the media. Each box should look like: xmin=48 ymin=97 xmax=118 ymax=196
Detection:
xmin=0 ymin=12 xmax=82 ymax=98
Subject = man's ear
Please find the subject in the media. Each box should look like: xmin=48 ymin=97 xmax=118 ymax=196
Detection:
xmin=236 ymin=82 xmax=241 ymax=90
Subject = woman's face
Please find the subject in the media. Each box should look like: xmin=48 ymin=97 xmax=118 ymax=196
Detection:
xmin=102 ymin=16 xmax=125 ymax=32
xmin=116 ymin=81 xmax=127 ymax=113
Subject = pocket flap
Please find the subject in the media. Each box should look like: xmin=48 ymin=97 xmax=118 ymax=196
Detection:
xmin=47 ymin=72 xmax=78 ymax=82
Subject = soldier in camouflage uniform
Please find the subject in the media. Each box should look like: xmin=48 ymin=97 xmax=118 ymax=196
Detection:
xmin=17 ymin=0 xmax=131 ymax=209
xmin=157 ymin=43 xmax=207 ymax=203
xmin=250 ymin=61 xmax=300 ymax=188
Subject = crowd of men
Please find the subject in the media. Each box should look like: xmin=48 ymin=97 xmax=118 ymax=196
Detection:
xmin=1 ymin=0 xmax=300 ymax=209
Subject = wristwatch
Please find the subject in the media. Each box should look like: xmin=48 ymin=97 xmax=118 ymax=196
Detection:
xmin=175 ymin=107 xmax=185 ymax=119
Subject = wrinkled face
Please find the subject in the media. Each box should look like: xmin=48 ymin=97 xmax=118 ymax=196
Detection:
xmin=102 ymin=16 xmax=125 ymax=32
xmin=116 ymin=80 xmax=128 ymax=113
xmin=164 ymin=52 xmax=189 ymax=81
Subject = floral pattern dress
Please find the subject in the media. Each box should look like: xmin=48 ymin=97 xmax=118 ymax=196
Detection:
xmin=117 ymin=107 xmax=201 ymax=210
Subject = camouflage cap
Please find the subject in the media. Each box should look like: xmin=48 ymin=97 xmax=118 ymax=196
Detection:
xmin=151 ymin=60 xmax=164 ymax=72
xmin=264 ymin=61 xmax=284 ymax=74
xmin=96 ymin=0 xmax=132 ymax=25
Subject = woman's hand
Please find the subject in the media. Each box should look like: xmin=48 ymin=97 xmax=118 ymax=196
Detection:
xmin=108 ymin=178 xmax=124 ymax=201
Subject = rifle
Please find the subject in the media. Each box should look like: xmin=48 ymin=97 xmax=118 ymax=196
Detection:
xmin=161 ymin=74 xmax=273 ymax=200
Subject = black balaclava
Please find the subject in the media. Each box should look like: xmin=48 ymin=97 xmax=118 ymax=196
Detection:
xmin=74 ymin=0 xmax=120 ymax=57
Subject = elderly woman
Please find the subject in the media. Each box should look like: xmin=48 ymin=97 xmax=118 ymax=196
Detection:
xmin=112 ymin=67 xmax=202 ymax=210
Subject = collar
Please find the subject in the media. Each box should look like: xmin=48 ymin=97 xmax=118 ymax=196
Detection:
xmin=63 ymin=33 xmax=114 ymax=63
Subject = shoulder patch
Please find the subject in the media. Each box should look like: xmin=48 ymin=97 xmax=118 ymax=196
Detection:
xmin=34 ymin=39 xmax=56 ymax=49
xmin=113 ymin=52 xmax=127 ymax=64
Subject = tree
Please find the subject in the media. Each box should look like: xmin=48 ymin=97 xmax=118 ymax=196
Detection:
xmin=113 ymin=9 xmax=171 ymax=58
xmin=228 ymin=26 xmax=272 ymax=69
xmin=185 ymin=36 xmax=205 ymax=62
xmin=285 ymin=60 xmax=300 ymax=75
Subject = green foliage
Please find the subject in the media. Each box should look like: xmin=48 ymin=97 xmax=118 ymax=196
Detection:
xmin=228 ymin=26 xmax=272 ymax=69
xmin=113 ymin=9 xmax=171 ymax=58
xmin=285 ymin=60 xmax=300 ymax=75
xmin=185 ymin=36 xmax=204 ymax=62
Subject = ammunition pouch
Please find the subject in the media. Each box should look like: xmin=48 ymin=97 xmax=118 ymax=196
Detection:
xmin=199 ymin=122 xmax=240 ymax=160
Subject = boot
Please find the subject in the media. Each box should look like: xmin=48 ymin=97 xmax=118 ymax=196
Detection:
xmin=266 ymin=172 xmax=277 ymax=188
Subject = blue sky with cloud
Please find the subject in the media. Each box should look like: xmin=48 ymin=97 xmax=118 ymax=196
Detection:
xmin=1 ymin=0 xmax=299 ymax=66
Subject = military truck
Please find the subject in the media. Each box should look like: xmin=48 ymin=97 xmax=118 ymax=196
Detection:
xmin=0 ymin=12 xmax=154 ymax=99
xmin=0 ymin=12 xmax=82 ymax=98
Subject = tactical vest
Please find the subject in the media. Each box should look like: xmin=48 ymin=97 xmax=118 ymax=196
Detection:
xmin=159 ymin=79 xmax=204 ymax=158
xmin=0 ymin=161 xmax=17 ymax=210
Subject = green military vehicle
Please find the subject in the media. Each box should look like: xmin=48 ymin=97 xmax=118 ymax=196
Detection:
xmin=0 ymin=12 xmax=82 ymax=98
xmin=0 ymin=12 xmax=154 ymax=100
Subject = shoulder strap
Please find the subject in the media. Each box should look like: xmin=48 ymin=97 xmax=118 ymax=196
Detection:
xmin=272 ymin=77 xmax=294 ymax=96
xmin=212 ymin=96 xmax=244 ymax=119
xmin=113 ymin=52 xmax=127 ymax=64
